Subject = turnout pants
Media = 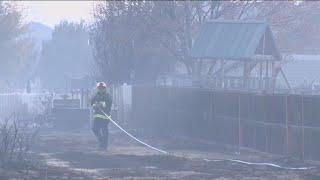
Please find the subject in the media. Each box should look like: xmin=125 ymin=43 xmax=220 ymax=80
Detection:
xmin=92 ymin=118 xmax=109 ymax=149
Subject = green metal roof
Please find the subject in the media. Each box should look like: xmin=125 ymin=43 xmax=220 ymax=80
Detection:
xmin=191 ymin=20 xmax=281 ymax=60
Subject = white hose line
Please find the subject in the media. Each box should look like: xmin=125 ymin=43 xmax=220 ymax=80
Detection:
xmin=203 ymin=158 xmax=315 ymax=170
xmin=100 ymin=110 xmax=168 ymax=154
xmin=99 ymin=109 xmax=315 ymax=170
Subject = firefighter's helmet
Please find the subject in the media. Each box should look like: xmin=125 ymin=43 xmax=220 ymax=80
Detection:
xmin=96 ymin=82 xmax=107 ymax=90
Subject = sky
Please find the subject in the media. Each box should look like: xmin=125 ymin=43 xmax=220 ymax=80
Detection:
xmin=15 ymin=1 xmax=96 ymax=28
xmin=12 ymin=1 xmax=303 ymax=28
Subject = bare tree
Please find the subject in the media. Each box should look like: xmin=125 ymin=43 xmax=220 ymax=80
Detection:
xmin=0 ymin=2 xmax=35 ymax=88
xmin=91 ymin=1 xmax=176 ymax=84
xmin=91 ymin=1 xmax=320 ymax=83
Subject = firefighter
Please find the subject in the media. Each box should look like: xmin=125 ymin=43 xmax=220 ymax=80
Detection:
xmin=91 ymin=82 xmax=112 ymax=150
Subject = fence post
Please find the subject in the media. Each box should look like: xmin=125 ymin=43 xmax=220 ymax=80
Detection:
xmin=167 ymin=87 xmax=171 ymax=135
xmin=264 ymin=95 xmax=269 ymax=153
xmin=301 ymin=95 xmax=305 ymax=160
xmin=285 ymin=95 xmax=289 ymax=156
xmin=253 ymin=95 xmax=257 ymax=149
xmin=212 ymin=91 xmax=216 ymax=142
xmin=80 ymin=88 xmax=84 ymax=109
xmin=85 ymin=89 xmax=89 ymax=109
xmin=238 ymin=94 xmax=242 ymax=153
xmin=209 ymin=91 xmax=213 ymax=137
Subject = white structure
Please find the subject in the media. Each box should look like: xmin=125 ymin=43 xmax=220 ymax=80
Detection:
xmin=281 ymin=54 xmax=320 ymax=89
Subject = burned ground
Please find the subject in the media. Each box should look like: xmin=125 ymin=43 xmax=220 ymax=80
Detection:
xmin=1 ymin=128 xmax=316 ymax=180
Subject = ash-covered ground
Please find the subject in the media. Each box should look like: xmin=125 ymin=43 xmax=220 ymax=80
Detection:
xmin=2 ymin=129 xmax=320 ymax=180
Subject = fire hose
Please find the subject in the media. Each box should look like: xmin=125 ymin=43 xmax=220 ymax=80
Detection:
xmin=99 ymin=108 xmax=315 ymax=170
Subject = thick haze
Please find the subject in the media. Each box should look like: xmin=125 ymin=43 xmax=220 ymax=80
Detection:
xmin=17 ymin=1 xmax=94 ymax=27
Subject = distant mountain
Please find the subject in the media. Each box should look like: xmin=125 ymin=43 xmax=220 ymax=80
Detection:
xmin=26 ymin=22 xmax=53 ymax=52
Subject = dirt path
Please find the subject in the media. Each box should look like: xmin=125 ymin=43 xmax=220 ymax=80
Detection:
xmin=27 ymin=129 xmax=320 ymax=179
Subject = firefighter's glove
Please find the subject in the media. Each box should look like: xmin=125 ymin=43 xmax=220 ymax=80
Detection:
xmin=93 ymin=102 xmax=106 ymax=110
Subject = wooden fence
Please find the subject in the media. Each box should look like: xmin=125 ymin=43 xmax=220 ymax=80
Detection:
xmin=132 ymin=85 xmax=320 ymax=161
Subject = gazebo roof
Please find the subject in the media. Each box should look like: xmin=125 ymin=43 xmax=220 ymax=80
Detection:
xmin=191 ymin=20 xmax=281 ymax=61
